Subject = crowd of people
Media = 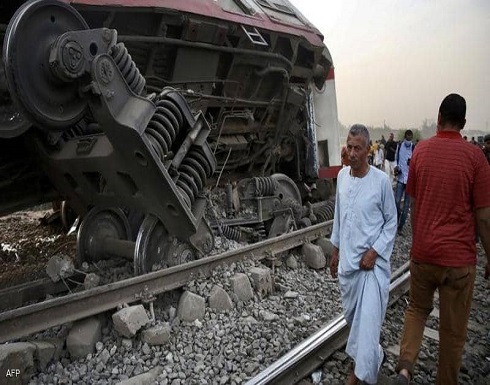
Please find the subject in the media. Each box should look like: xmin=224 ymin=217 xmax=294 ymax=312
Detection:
xmin=331 ymin=94 xmax=490 ymax=385
xmin=349 ymin=129 xmax=490 ymax=175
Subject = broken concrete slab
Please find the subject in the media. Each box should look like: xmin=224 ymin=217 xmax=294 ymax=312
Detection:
xmin=285 ymin=254 xmax=298 ymax=269
xmin=208 ymin=285 xmax=233 ymax=312
xmin=302 ymin=243 xmax=326 ymax=269
xmin=249 ymin=267 xmax=272 ymax=297
xmin=0 ymin=342 xmax=36 ymax=384
xmin=316 ymin=237 xmax=334 ymax=263
xmin=66 ymin=317 xmax=102 ymax=359
xmin=112 ymin=305 xmax=150 ymax=338
xmin=37 ymin=338 xmax=63 ymax=365
xmin=231 ymin=273 xmax=254 ymax=302
xmin=141 ymin=324 xmax=171 ymax=346
xmin=30 ymin=340 xmax=57 ymax=371
xmin=177 ymin=291 xmax=205 ymax=322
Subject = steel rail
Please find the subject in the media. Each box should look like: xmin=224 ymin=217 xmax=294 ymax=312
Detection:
xmin=245 ymin=261 xmax=411 ymax=385
xmin=0 ymin=221 xmax=332 ymax=343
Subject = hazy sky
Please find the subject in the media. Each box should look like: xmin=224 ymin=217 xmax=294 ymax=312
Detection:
xmin=288 ymin=0 xmax=490 ymax=132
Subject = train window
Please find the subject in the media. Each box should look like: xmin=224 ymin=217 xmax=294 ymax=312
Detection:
xmin=256 ymin=0 xmax=295 ymax=15
xmin=254 ymin=0 xmax=307 ymax=27
xmin=225 ymin=0 xmax=256 ymax=15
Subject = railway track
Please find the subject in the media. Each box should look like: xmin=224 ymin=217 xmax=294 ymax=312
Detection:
xmin=0 ymin=221 xmax=332 ymax=344
xmin=3 ymin=215 xmax=487 ymax=385
xmin=245 ymin=262 xmax=411 ymax=385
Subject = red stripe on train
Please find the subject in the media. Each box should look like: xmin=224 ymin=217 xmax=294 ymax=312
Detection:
xmin=318 ymin=165 xmax=341 ymax=179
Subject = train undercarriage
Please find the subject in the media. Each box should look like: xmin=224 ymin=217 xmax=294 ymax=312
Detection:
xmin=0 ymin=0 xmax=337 ymax=274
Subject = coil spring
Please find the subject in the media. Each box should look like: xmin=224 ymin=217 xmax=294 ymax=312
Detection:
xmin=110 ymin=42 xmax=146 ymax=96
xmin=313 ymin=200 xmax=335 ymax=223
xmin=145 ymin=95 xmax=184 ymax=162
xmin=176 ymin=148 xmax=214 ymax=206
xmin=253 ymin=176 xmax=275 ymax=197
xmin=220 ymin=224 xmax=241 ymax=242
xmin=255 ymin=222 xmax=267 ymax=241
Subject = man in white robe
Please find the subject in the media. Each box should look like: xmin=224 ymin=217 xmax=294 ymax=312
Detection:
xmin=330 ymin=124 xmax=397 ymax=385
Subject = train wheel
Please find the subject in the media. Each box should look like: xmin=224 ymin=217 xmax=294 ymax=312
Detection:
xmin=270 ymin=173 xmax=302 ymax=204
xmin=134 ymin=214 xmax=195 ymax=275
xmin=3 ymin=0 xmax=89 ymax=131
xmin=76 ymin=207 xmax=131 ymax=264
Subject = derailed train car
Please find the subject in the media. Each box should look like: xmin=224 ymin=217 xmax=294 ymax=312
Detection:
xmin=0 ymin=0 xmax=340 ymax=272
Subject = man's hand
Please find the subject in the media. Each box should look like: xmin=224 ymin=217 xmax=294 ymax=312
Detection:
xmin=330 ymin=247 xmax=339 ymax=278
xmin=360 ymin=248 xmax=378 ymax=270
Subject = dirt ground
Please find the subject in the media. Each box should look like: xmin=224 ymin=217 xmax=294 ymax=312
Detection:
xmin=0 ymin=209 xmax=76 ymax=289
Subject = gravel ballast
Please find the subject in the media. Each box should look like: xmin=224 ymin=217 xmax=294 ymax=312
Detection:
xmin=1 ymin=211 xmax=488 ymax=385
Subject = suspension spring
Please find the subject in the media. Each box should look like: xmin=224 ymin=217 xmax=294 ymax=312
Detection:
xmin=144 ymin=94 xmax=184 ymax=162
xmin=176 ymin=148 xmax=214 ymax=207
xmin=110 ymin=42 xmax=146 ymax=96
xmin=313 ymin=200 xmax=335 ymax=223
xmin=255 ymin=222 xmax=267 ymax=241
xmin=220 ymin=224 xmax=241 ymax=242
xmin=253 ymin=176 xmax=275 ymax=197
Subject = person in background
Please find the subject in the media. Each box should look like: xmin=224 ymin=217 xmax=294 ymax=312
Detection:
xmin=394 ymin=130 xmax=414 ymax=235
xmin=393 ymin=94 xmax=490 ymax=385
xmin=330 ymin=124 xmax=397 ymax=385
xmin=483 ymin=133 xmax=490 ymax=165
xmin=368 ymin=140 xmax=375 ymax=165
xmin=384 ymin=133 xmax=397 ymax=184
xmin=374 ymin=142 xmax=384 ymax=169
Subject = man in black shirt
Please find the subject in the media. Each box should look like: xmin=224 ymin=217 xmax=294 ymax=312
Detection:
xmin=384 ymin=133 xmax=398 ymax=183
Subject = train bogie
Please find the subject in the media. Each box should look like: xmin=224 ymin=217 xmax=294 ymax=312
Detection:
xmin=0 ymin=0 xmax=339 ymax=273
